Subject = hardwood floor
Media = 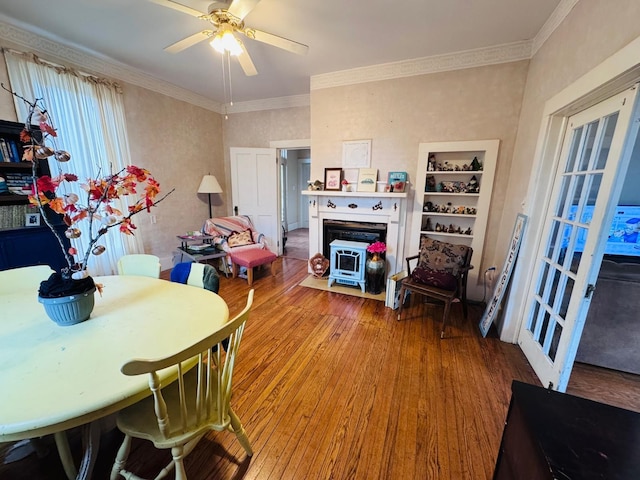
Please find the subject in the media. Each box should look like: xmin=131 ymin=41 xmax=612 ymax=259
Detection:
xmin=3 ymin=256 xmax=640 ymax=479
xmin=283 ymin=227 xmax=309 ymax=261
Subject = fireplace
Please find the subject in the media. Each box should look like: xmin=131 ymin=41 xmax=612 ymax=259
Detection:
xmin=323 ymin=219 xmax=387 ymax=259
xmin=301 ymin=190 xmax=408 ymax=277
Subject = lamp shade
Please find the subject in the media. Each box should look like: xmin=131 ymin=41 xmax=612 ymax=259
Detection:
xmin=197 ymin=175 xmax=223 ymax=194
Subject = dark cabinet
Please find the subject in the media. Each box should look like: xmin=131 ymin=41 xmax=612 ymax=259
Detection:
xmin=0 ymin=225 xmax=71 ymax=272
xmin=0 ymin=119 xmax=47 ymax=206
xmin=494 ymin=380 xmax=640 ymax=479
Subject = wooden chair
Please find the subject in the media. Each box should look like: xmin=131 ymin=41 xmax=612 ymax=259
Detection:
xmin=116 ymin=254 xmax=161 ymax=278
xmin=397 ymin=237 xmax=473 ymax=338
xmin=110 ymin=290 xmax=254 ymax=480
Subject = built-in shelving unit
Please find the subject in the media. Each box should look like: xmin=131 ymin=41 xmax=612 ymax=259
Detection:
xmin=410 ymin=140 xmax=499 ymax=299
xmin=0 ymin=119 xmax=47 ymax=206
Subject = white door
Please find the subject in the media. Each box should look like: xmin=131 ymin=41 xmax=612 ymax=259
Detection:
xmin=518 ymin=87 xmax=639 ymax=391
xmin=230 ymin=147 xmax=280 ymax=254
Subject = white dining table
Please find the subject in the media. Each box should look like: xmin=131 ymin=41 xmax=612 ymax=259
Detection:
xmin=0 ymin=274 xmax=229 ymax=479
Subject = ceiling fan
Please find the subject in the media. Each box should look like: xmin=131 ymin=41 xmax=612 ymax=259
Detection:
xmin=150 ymin=0 xmax=308 ymax=76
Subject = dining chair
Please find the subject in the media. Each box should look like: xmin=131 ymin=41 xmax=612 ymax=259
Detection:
xmin=116 ymin=254 xmax=161 ymax=278
xmin=397 ymin=236 xmax=473 ymax=338
xmin=170 ymin=262 xmax=219 ymax=293
xmin=0 ymin=265 xmax=54 ymax=295
xmin=110 ymin=289 xmax=255 ymax=480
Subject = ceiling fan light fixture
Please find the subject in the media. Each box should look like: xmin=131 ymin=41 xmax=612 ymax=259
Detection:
xmin=210 ymin=25 xmax=243 ymax=56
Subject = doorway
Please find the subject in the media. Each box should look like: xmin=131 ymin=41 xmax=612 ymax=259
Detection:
xmin=278 ymin=147 xmax=310 ymax=261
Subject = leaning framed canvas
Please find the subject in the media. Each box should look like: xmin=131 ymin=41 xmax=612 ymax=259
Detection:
xmin=357 ymin=168 xmax=378 ymax=192
xmin=387 ymin=171 xmax=408 ymax=192
xmin=324 ymin=167 xmax=342 ymax=191
xmin=479 ymin=213 xmax=528 ymax=337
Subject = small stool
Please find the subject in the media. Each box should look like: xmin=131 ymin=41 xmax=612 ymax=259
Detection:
xmin=230 ymin=249 xmax=277 ymax=285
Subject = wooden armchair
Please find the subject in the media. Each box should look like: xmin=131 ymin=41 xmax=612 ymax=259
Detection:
xmin=397 ymin=237 xmax=473 ymax=338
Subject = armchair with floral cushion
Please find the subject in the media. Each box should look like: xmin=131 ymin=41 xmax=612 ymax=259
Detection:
xmin=202 ymin=215 xmax=268 ymax=267
xmin=396 ymin=236 xmax=473 ymax=338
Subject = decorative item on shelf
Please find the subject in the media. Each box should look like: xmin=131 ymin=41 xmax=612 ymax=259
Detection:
xmin=307 ymin=179 xmax=323 ymax=191
xmin=470 ymin=156 xmax=483 ymax=171
xmin=309 ymin=253 xmax=329 ymax=278
xmin=425 ymin=175 xmax=436 ymax=192
xmin=7 ymin=88 xmax=174 ymax=326
xmin=341 ymin=179 xmax=351 ymax=192
xmin=427 ymin=154 xmax=436 ymax=172
xmin=467 ymin=175 xmax=480 ymax=193
xmin=365 ymin=241 xmax=386 ymax=294
xmin=424 ymin=218 xmax=434 ymax=231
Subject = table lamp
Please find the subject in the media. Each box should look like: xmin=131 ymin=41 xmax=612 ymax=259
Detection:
xmin=197 ymin=174 xmax=223 ymax=218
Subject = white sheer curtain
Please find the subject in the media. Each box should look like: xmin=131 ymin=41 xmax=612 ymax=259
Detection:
xmin=4 ymin=50 xmax=144 ymax=275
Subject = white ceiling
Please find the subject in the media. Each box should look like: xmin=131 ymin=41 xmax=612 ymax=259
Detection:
xmin=0 ymin=0 xmax=563 ymax=111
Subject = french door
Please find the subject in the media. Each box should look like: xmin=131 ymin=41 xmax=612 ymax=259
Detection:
xmin=518 ymin=86 xmax=639 ymax=391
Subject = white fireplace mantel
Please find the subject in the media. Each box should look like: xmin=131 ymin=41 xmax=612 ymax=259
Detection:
xmin=302 ymin=190 xmax=408 ymax=275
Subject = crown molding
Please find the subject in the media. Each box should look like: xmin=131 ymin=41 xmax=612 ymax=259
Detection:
xmin=531 ymin=0 xmax=580 ymax=55
xmin=225 ymin=94 xmax=310 ymax=114
xmin=0 ymin=0 xmax=577 ymax=114
xmin=0 ymin=18 xmax=223 ymax=113
xmin=310 ymin=41 xmax=532 ymax=91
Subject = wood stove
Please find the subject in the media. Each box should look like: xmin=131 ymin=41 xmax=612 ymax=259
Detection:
xmin=328 ymin=240 xmax=368 ymax=292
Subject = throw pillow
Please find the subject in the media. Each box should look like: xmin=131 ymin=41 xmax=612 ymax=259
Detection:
xmin=227 ymin=229 xmax=254 ymax=248
xmin=417 ymin=236 xmax=469 ymax=276
xmin=411 ymin=267 xmax=458 ymax=291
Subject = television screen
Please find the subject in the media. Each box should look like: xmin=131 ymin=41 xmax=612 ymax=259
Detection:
xmin=569 ymin=205 xmax=640 ymax=257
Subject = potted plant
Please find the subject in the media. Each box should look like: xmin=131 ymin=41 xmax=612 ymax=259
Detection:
xmin=9 ymin=90 xmax=173 ymax=325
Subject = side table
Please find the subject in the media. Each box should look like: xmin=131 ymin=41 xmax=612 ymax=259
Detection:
xmin=176 ymin=235 xmax=229 ymax=277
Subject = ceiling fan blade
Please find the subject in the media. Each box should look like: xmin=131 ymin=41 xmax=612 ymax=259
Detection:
xmin=236 ymin=42 xmax=258 ymax=76
xmin=149 ymin=0 xmax=205 ymax=17
xmin=165 ymin=30 xmax=213 ymax=53
xmin=227 ymin=0 xmax=261 ymax=21
xmin=243 ymin=28 xmax=308 ymax=56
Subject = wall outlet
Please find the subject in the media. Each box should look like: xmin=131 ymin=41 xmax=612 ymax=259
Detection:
xmin=150 ymin=215 xmax=157 ymax=224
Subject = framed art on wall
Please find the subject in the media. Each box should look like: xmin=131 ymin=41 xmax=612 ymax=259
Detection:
xmin=25 ymin=213 xmax=40 ymax=227
xmin=324 ymin=168 xmax=342 ymax=191
xmin=357 ymin=168 xmax=378 ymax=192
xmin=342 ymin=140 xmax=372 ymax=168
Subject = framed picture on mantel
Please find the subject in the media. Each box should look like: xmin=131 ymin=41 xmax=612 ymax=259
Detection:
xmin=357 ymin=168 xmax=377 ymax=192
xmin=324 ymin=168 xmax=342 ymax=191
xmin=388 ymin=171 xmax=408 ymax=193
